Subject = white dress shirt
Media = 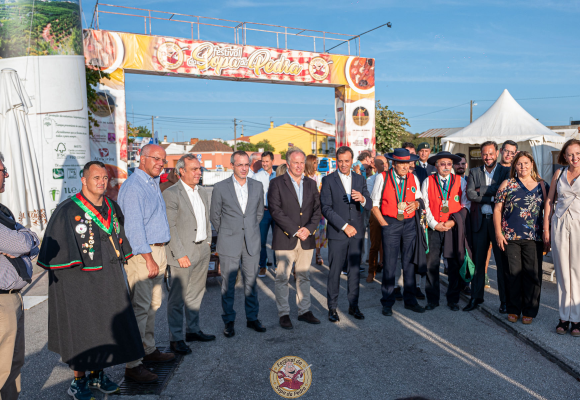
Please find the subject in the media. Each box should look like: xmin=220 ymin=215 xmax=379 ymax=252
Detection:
xmin=419 ymin=161 xmax=428 ymax=169
xmin=232 ymin=174 xmax=248 ymax=213
xmin=181 ymin=180 xmax=208 ymax=242
xmin=421 ymin=174 xmax=471 ymax=229
xmin=371 ymin=170 xmax=423 ymax=208
xmin=338 ymin=169 xmax=366 ymax=230
xmin=253 ymin=168 xmax=276 ymax=207
xmin=367 ymin=173 xmax=379 ymax=195
xmin=481 ymin=164 xmax=498 ymax=215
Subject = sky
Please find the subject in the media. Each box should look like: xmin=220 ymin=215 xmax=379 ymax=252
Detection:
xmin=81 ymin=0 xmax=580 ymax=142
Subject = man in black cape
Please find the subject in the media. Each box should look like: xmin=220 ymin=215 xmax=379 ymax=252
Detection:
xmin=38 ymin=161 xmax=153 ymax=400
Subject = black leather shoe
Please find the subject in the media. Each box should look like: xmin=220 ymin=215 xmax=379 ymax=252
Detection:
xmin=499 ymin=302 xmax=507 ymax=314
xmin=267 ymin=262 xmax=273 ymax=267
xmin=348 ymin=307 xmax=365 ymax=320
xmin=448 ymin=303 xmax=460 ymax=311
xmin=170 ymin=340 xmax=192 ymax=355
xmin=298 ymin=311 xmax=321 ymax=324
xmin=280 ymin=315 xmax=293 ymax=330
xmin=328 ymin=309 xmax=340 ymax=322
xmin=186 ymin=331 xmax=216 ymax=342
xmin=425 ymin=303 xmax=439 ymax=311
xmin=223 ymin=322 xmax=235 ymax=338
xmin=394 ymin=287 xmax=403 ymax=301
xmin=415 ymin=288 xmax=426 ymax=300
xmin=404 ymin=303 xmax=426 ymax=313
xmin=247 ymin=319 xmax=267 ymax=332
xmin=463 ymin=298 xmax=484 ymax=312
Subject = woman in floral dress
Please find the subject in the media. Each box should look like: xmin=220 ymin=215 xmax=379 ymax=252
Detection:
xmin=493 ymin=151 xmax=546 ymax=325
xmin=305 ymin=155 xmax=327 ymax=265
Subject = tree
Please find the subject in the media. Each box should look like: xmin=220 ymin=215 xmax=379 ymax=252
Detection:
xmin=127 ymin=122 xmax=152 ymax=138
xmin=375 ymin=100 xmax=411 ymax=154
xmin=234 ymin=141 xmax=255 ymax=151
xmin=280 ymin=149 xmax=287 ymax=160
xmin=254 ymin=140 xmax=275 ymax=153
xmin=230 ymin=139 xmax=276 ymax=153
xmin=86 ymin=66 xmax=110 ymax=136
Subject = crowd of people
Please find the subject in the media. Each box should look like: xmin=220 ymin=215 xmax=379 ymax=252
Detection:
xmin=1 ymin=137 xmax=580 ymax=400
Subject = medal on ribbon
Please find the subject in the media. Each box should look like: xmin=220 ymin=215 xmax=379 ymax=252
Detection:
xmin=391 ymin=169 xmax=407 ymax=221
xmin=436 ymin=175 xmax=454 ymax=214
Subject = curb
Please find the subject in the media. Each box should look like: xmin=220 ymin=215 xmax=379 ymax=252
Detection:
xmin=439 ymin=276 xmax=580 ymax=382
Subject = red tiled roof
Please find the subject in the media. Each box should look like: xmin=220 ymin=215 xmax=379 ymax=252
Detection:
xmin=190 ymin=140 xmax=233 ymax=153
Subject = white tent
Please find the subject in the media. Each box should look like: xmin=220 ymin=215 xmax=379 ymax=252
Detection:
xmin=0 ymin=68 xmax=46 ymax=235
xmin=442 ymin=89 xmax=566 ymax=180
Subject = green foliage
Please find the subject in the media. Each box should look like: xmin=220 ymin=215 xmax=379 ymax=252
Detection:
xmin=0 ymin=1 xmax=83 ymax=58
xmin=375 ymin=100 xmax=411 ymax=154
xmin=280 ymin=149 xmax=287 ymax=160
xmin=86 ymin=66 xmax=110 ymax=136
xmin=231 ymin=139 xmax=275 ymax=153
xmin=128 ymin=123 xmax=152 ymax=138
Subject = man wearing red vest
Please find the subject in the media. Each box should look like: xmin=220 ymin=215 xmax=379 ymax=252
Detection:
xmin=421 ymin=151 xmax=471 ymax=311
xmin=371 ymin=148 xmax=426 ymax=316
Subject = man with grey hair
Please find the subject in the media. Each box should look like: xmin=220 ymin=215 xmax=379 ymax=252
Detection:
xmin=164 ymin=154 xmax=215 ymax=356
xmin=118 ymin=144 xmax=175 ymax=381
xmin=247 ymin=152 xmax=261 ymax=179
xmin=0 ymin=151 xmax=41 ymax=399
xmin=210 ymin=150 xmax=266 ymax=338
xmin=268 ymin=147 xmax=321 ymax=329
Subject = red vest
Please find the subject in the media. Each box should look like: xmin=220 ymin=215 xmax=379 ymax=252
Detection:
xmin=380 ymin=170 xmax=417 ymax=219
xmin=427 ymin=174 xmax=462 ymax=223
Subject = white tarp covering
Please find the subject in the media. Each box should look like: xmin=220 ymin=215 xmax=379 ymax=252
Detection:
xmin=442 ymin=89 xmax=566 ymax=180
xmin=0 ymin=68 xmax=46 ymax=235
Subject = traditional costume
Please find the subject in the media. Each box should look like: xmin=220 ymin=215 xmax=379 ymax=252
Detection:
xmin=37 ymin=192 xmax=144 ymax=371
xmin=370 ymin=148 xmax=427 ymax=312
xmin=421 ymin=151 xmax=473 ymax=310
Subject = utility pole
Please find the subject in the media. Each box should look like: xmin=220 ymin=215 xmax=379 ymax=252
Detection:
xmin=233 ymin=118 xmax=237 ymax=151
xmin=470 ymin=100 xmax=473 ymax=123
xmin=241 ymin=124 xmax=244 ymax=138
xmin=152 ymin=115 xmax=155 ymax=137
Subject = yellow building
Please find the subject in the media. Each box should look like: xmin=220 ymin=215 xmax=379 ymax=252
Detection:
xmin=248 ymin=123 xmax=335 ymax=156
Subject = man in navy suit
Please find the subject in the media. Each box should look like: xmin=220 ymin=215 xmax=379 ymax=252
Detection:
xmin=321 ymin=146 xmax=372 ymax=322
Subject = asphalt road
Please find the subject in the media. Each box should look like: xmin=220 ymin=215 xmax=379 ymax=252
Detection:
xmin=20 ymin=236 xmax=580 ymax=400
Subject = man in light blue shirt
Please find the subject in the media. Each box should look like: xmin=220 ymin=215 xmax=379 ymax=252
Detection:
xmin=118 ymin=144 xmax=175 ymax=378
xmin=252 ymin=151 xmax=277 ymax=277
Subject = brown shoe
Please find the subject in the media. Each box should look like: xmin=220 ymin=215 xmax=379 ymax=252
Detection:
xmin=297 ymin=311 xmax=321 ymax=324
xmin=143 ymin=349 xmax=175 ymax=363
xmin=366 ymin=272 xmax=375 ymax=283
xmin=125 ymin=365 xmax=158 ymax=383
xmin=507 ymin=314 xmax=519 ymax=323
xmin=522 ymin=316 xmax=533 ymax=325
xmin=258 ymin=268 xmax=267 ymax=278
xmin=279 ymin=315 xmax=293 ymax=330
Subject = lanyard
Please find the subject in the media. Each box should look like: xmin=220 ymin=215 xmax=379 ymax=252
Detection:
xmin=390 ymin=169 xmax=407 ymax=203
xmin=435 ymin=174 xmax=454 ymax=201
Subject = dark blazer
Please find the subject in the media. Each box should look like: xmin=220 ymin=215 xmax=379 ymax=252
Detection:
xmin=320 ymin=170 xmax=372 ymax=240
xmin=268 ymin=173 xmax=321 ymax=251
xmin=466 ymin=164 xmax=510 ymax=232
xmin=415 ymin=162 xmax=436 ymax=184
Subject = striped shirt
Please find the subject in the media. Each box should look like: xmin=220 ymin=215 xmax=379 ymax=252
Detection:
xmin=0 ymin=216 xmax=40 ymax=290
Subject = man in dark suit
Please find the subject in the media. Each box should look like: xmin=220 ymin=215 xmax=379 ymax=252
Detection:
xmin=415 ymin=142 xmax=437 ymax=184
xmin=464 ymin=141 xmax=511 ymax=313
xmin=210 ymin=151 xmax=266 ymax=338
xmin=268 ymin=148 xmax=321 ymax=330
xmin=321 ymin=146 xmax=372 ymax=322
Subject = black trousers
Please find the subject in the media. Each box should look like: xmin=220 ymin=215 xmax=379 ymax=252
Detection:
xmin=327 ymin=236 xmax=363 ymax=310
xmin=505 ymin=240 xmax=543 ymax=317
xmin=426 ymin=229 xmax=461 ymax=305
xmin=380 ymin=217 xmax=418 ymax=307
xmin=472 ymin=215 xmax=507 ymax=302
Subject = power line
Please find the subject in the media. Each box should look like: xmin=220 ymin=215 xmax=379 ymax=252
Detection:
xmin=408 ymin=102 xmax=469 ymax=119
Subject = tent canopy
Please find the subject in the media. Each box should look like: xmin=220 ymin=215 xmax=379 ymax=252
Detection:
xmin=441 ymin=89 xmax=566 ymax=180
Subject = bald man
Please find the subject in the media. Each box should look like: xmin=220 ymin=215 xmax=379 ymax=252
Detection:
xmin=118 ymin=144 xmax=175 ymax=380
xmin=366 ymin=156 xmax=387 ymax=282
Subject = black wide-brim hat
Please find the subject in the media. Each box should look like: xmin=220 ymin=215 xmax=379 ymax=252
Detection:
xmin=385 ymin=148 xmax=420 ymax=163
xmin=427 ymin=151 xmax=462 ymax=166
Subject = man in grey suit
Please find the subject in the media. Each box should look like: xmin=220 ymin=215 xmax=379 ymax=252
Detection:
xmin=210 ymin=151 xmax=267 ymax=338
xmin=164 ymin=154 xmax=215 ymax=356
xmin=464 ymin=141 xmax=511 ymax=313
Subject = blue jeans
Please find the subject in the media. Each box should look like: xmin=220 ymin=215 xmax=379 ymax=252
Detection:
xmin=259 ymin=209 xmax=276 ymax=268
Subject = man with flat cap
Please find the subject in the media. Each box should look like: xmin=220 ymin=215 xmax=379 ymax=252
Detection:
xmin=415 ymin=142 xmax=436 ymax=184
xmin=371 ymin=148 xmax=427 ymax=316
xmin=421 ymin=152 xmax=472 ymax=311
